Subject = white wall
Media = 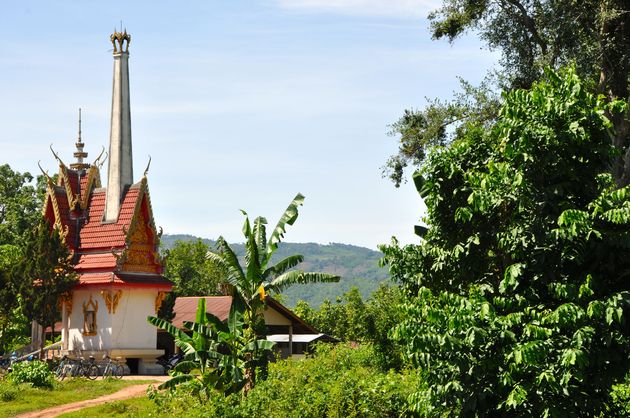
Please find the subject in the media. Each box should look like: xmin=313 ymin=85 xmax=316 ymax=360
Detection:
xmin=68 ymin=288 xmax=159 ymax=352
xmin=264 ymin=307 xmax=291 ymax=326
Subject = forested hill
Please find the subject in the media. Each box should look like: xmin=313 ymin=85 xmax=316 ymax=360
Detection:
xmin=160 ymin=234 xmax=391 ymax=307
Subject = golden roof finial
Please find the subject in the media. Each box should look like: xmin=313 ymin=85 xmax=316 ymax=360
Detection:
xmin=50 ymin=144 xmax=66 ymax=167
xmin=110 ymin=28 xmax=131 ymax=54
xmin=71 ymin=108 xmax=90 ymax=170
xmin=37 ymin=161 xmax=55 ymax=186
xmin=143 ymin=155 xmax=152 ymax=177
xmin=77 ymin=108 xmax=82 ymax=143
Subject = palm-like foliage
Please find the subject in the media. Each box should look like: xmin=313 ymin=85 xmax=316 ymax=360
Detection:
xmin=148 ymin=297 xmax=274 ymax=396
xmin=207 ymin=193 xmax=340 ymax=334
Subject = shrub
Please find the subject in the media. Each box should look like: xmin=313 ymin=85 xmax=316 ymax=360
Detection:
xmin=609 ymin=375 xmax=630 ymax=417
xmin=148 ymin=343 xmax=423 ymax=417
xmin=10 ymin=360 xmax=54 ymax=388
xmin=0 ymin=380 xmax=19 ymax=401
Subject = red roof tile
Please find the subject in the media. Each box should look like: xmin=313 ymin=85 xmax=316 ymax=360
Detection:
xmin=75 ymin=252 xmax=118 ymax=271
xmin=171 ymin=296 xmax=233 ymax=329
xmin=66 ymin=171 xmax=79 ymax=196
xmin=79 ymin=187 xmax=140 ymax=249
xmin=77 ymin=271 xmax=171 ymax=288
xmin=44 ymin=172 xmax=169 ymax=288
xmin=80 ymin=175 xmax=90 ymax=196
xmin=53 ymin=189 xmax=77 ymax=249
xmin=170 ymin=296 xmax=316 ymax=333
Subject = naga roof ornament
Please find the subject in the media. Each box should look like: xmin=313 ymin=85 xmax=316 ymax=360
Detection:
xmin=110 ymin=29 xmax=131 ymax=54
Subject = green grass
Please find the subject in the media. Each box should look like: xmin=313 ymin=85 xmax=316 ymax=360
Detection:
xmin=57 ymin=397 xmax=160 ymax=418
xmin=0 ymin=378 xmax=157 ymax=417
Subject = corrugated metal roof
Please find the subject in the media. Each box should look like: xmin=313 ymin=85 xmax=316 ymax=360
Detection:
xmin=267 ymin=334 xmax=327 ymax=343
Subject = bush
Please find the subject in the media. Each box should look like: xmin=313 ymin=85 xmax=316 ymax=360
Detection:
xmin=148 ymin=343 xmax=423 ymax=417
xmin=10 ymin=360 xmax=54 ymax=388
xmin=609 ymin=375 xmax=630 ymax=417
xmin=0 ymin=380 xmax=19 ymax=401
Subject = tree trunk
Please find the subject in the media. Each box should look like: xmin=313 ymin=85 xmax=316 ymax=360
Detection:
xmin=599 ymin=0 xmax=630 ymax=186
xmin=39 ymin=324 xmax=45 ymax=360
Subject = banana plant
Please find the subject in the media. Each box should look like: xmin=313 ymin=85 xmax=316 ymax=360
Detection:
xmin=148 ymin=295 xmax=274 ymax=396
xmin=207 ymin=193 xmax=341 ymax=337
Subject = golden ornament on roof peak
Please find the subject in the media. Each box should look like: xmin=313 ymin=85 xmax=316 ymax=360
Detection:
xmin=110 ymin=29 xmax=131 ymax=54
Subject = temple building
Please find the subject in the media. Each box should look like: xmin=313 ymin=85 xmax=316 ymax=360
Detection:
xmin=40 ymin=30 xmax=172 ymax=374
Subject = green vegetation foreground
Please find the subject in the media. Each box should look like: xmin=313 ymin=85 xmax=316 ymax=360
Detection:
xmin=381 ymin=68 xmax=630 ymax=416
xmin=0 ymin=376 xmax=155 ymax=417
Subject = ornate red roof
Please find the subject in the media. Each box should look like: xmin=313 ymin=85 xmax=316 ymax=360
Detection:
xmin=42 ymin=162 xmax=172 ymax=290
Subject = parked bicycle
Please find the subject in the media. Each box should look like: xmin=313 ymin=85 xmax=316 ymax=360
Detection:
xmin=101 ymin=355 xmax=124 ymax=379
xmin=54 ymin=355 xmax=73 ymax=380
xmin=56 ymin=355 xmax=99 ymax=380
xmin=157 ymin=352 xmax=183 ymax=374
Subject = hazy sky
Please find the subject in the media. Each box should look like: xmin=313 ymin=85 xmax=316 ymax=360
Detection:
xmin=1 ymin=1 xmax=497 ymax=249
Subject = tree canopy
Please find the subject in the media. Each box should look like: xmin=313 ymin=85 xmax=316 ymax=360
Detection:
xmin=163 ymin=239 xmax=227 ymax=297
xmin=19 ymin=220 xmax=77 ymax=356
xmin=384 ymin=0 xmax=630 ymax=187
xmin=0 ymin=165 xmax=49 ymax=353
xmin=0 ymin=164 xmax=46 ymax=246
xmin=381 ymin=68 xmax=630 ymax=416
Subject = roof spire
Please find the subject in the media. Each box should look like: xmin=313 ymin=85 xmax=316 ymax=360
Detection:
xmin=104 ymin=29 xmax=133 ymax=222
xmin=70 ymin=108 xmax=89 ymax=170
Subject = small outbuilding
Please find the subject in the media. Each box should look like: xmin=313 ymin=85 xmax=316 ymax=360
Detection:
xmin=160 ymin=296 xmax=337 ymax=359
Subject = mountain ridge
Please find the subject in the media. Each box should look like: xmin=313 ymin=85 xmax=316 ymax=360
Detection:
xmin=160 ymin=234 xmax=391 ymax=307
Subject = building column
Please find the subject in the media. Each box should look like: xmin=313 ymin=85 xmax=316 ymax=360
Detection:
xmin=288 ymin=324 xmax=293 ymax=357
xmin=30 ymin=320 xmax=42 ymax=349
xmin=61 ymin=302 xmax=69 ymax=351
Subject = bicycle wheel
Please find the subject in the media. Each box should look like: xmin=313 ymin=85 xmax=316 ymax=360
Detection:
xmin=102 ymin=364 xmax=112 ymax=379
xmin=86 ymin=364 xmax=99 ymax=380
xmin=70 ymin=363 xmax=80 ymax=377
xmin=54 ymin=364 xmax=66 ymax=381
xmin=114 ymin=364 xmax=124 ymax=379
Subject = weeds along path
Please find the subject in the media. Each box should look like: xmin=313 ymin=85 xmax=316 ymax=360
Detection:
xmin=14 ymin=376 xmax=168 ymax=418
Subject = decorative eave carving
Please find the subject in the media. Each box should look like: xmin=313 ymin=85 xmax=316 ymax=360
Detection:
xmin=80 ymin=165 xmax=102 ymax=210
xmin=82 ymin=294 xmax=98 ymax=336
xmin=42 ymin=187 xmax=69 ymax=243
xmin=155 ymin=291 xmax=167 ymax=314
xmin=58 ymin=291 xmax=73 ymax=315
xmin=43 ymin=188 xmax=62 ymax=229
xmin=101 ymin=289 xmax=122 ymax=314
xmin=57 ymin=165 xmax=81 ymax=210
xmin=119 ymin=178 xmax=162 ymax=274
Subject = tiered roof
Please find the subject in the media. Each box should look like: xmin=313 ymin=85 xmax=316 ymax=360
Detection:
xmin=42 ymin=156 xmax=171 ymax=290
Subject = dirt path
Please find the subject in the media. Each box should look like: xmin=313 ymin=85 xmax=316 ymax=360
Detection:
xmin=15 ymin=376 xmax=169 ymax=418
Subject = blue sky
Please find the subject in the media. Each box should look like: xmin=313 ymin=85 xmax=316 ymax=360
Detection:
xmin=1 ymin=1 xmax=497 ymax=249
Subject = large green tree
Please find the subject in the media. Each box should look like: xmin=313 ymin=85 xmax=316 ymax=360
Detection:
xmin=294 ymin=284 xmax=405 ymax=369
xmin=163 ymin=239 xmax=228 ymax=297
xmin=19 ymin=220 xmax=77 ymax=357
xmin=381 ymin=68 xmax=630 ymax=416
xmin=159 ymin=239 xmax=228 ymax=320
xmin=385 ymin=0 xmax=630 ymax=187
xmin=0 ymin=245 xmax=27 ymax=354
xmin=0 ymin=165 xmax=49 ymax=353
xmin=0 ymin=164 xmax=47 ymax=245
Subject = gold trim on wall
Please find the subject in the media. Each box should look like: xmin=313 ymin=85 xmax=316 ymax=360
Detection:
xmin=59 ymin=292 xmax=73 ymax=315
xmin=82 ymin=294 xmax=98 ymax=336
xmin=155 ymin=291 xmax=167 ymax=314
xmin=101 ymin=289 xmax=123 ymax=314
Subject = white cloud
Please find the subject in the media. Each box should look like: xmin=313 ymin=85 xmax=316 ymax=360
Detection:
xmin=275 ymin=0 xmax=440 ymax=18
